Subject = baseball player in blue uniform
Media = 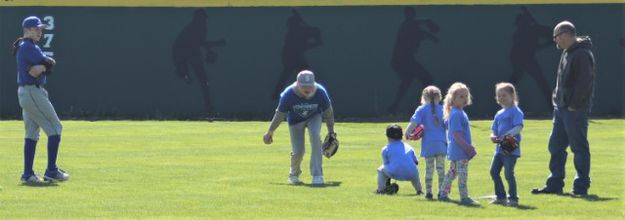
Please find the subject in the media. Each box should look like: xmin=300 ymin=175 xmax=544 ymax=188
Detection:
xmin=13 ymin=16 xmax=69 ymax=184
xmin=263 ymin=70 xmax=335 ymax=185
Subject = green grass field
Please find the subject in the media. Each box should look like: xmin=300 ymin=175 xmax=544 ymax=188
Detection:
xmin=0 ymin=120 xmax=623 ymax=219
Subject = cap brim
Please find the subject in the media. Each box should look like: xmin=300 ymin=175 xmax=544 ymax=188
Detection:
xmin=298 ymin=83 xmax=315 ymax=87
xmin=36 ymin=24 xmax=48 ymax=28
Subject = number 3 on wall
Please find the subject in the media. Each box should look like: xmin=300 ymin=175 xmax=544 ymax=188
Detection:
xmin=43 ymin=16 xmax=54 ymax=30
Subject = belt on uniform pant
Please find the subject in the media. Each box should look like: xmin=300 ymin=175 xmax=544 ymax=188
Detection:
xmin=19 ymin=84 xmax=41 ymax=88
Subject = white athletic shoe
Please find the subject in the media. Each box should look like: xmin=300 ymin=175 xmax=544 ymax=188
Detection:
xmin=288 ymin=175 xmax=301 ymax=185
xmin=312 ymin=176 xmax=324 ymax=185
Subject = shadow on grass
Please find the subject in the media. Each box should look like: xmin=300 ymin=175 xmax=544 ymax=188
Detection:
xmin=490 ymin=203 xmax=537 ymax=210
xmin=532 ymin=192 xmax=618 ymax=202
xmin=561 ymin=194 xmax=617 ymax=202
xmin=270 ymin=181 xmax=342 ymax=188
xmin=445 ymin=200 xmax=484 ymax=208
xmin=19 ymin=181 xmax=58 ymax=187
xmin=512 ymin=204 xmax=537 ymax=210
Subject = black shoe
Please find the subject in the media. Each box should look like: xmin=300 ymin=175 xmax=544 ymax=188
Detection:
xmin=425 ymin=193 xmax=433 ymax=199
xmin=531 ymin=187 xmax=563 ymax=194
xmin=416 ymin=190 xmax=423 ymax=196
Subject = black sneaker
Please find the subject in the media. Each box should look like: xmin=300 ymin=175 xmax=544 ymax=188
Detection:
xmin=531 ymin=187 xmax=562 ymax=194
xmin=425 ymin=193 xmax=433 ymax=199
xmin=416 ymin=190 xmax=423 ymax=196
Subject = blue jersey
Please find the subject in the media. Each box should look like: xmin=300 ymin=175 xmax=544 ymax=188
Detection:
xmin=447 ymin=107 xmax=472 ymax=161
xmin=410 ymin=104 xmax=447 ymax=157
xmin=16 ymin=38 xmax=47 ymax=86
xmin=381 ymin=140 xmax=418 ymax=181
xmin=492 ymin=106 xmax=524 ymax=157
xmin=277 ymin=83 xmax=331 ymax=125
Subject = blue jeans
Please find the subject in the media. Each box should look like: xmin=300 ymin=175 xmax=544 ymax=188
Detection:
xmin=490 ymin=153 xmax=518 ymax=201
xmin=545 ymin=108 xmax=591 ymax=193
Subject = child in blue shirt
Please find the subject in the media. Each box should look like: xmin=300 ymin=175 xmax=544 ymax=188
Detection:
xmin=489 ymin=83 xmax=524 ymax=206
xmin=406 ymin=85 xmax=447 ymax=199
xmin=438 ymin=82 xmax=478 ymax=205
xmin=376 ymin=124 xmax=422 ymax=195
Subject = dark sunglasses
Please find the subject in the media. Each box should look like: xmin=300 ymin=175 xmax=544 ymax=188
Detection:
xmin=553 ymin=32 xmax=566 ymax=40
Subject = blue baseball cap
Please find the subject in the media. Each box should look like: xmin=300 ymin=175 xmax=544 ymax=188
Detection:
xmin=22 ymin=16 xmax=47 ymax=29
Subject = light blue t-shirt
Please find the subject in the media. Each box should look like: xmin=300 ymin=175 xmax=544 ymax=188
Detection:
xmin=491 ymin=105 xmax=524 ymax=157
xmin=410 ymin=104 xmax=447 ymax=157
xmin=277 ymin=83 xmax=331 ymax=125
xmin=447 ymin=107 xmax=472 ymax=161
xmin=381 ymin=140 xmax=418 ymax=181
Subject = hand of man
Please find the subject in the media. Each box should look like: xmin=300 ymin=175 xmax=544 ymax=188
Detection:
xmin=28 ymin=65 xmax=47 ymax=78
xmin=263 ymin=131 xmax=273 ymax=145
xmin=46 ymin=57 xmax=56 ymax=65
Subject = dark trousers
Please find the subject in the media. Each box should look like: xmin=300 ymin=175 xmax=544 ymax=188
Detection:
xmin=490 ymin=153 xmax=518 ymax=201
xmin=545 ymin=108 xmax=591 ymax=193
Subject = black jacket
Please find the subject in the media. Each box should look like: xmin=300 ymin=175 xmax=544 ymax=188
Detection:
xmin=552 ymin=36 xmax=596 ymax=111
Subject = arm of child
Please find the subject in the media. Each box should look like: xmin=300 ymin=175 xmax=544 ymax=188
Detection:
xmin=406 ymin=108 xmax=422 ymax=139
xmin=453 ymin=131 xmax=476 ymax=159
xmin=405 ymin=122 xmax=418 ymax=140
xmin=411 ymin=150 xmax=418 ymax=165
xmin=490 ymin=133 xmax=500 ymax=143
xmin=490 ymin=119 xmax=499 ymax=143
xmin=504 ymin=125 xmax=523 ymax=136
xmin=382 ymin=148 xmax=390 ymax=165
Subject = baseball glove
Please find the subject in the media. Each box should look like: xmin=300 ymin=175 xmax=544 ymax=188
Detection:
xmin=322 ymin=132 xmax=339 ymax=158
xmin=407 ymin=124 xmax=424 ymax=141
xmin=41 ymin=59 xmax=54 ymax=76
xmin=499 ymin=135 xmax=518 ymax=155
xmin=381 ymin=180 xmax=399 ymax=195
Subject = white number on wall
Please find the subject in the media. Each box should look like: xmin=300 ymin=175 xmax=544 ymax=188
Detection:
xmin=43 ymin=16 xmax=54 ymax=30
xmin=43 ymin=34 xmax=54 ymax=48
xmin=42 ymin=16 xmax=54 ymax=56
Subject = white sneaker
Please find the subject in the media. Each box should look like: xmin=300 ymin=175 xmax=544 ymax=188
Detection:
xmin=288 ymin=175 xmax=301 ymax=185
xmin=312 ymin=176 xmax=324 ymax=185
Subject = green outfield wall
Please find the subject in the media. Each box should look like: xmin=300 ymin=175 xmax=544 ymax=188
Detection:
xmin=1 ymin=4 xmax=623 ymax=119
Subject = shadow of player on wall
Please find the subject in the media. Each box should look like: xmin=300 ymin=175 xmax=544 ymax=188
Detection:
xmin=388 ymin=7 xmax=439 ymax=114
xmin=172 ymin=8 xmax=226 ymax=114
xmin=508 ymin=6 xmax=553 ymax=108
xmin=272 ymin=8 xmax=323 ymax=99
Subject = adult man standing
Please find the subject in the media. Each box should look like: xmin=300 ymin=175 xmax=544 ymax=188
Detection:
xmin=13 ymin=16 xmax=69 ymax=184
xmin=532 ymin=21 xmax=595 ymax=196
xmin=263 ymin=70 xmax=335 ymax=185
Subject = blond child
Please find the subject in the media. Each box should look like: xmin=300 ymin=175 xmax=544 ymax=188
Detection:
xmin=438 ymin=82 xmax=478 ymax=205
xmin=406 ymin=86 xmax=447 ymax=199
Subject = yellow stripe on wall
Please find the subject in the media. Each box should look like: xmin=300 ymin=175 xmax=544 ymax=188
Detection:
xmin=1 ymin=0 xmax=624 ymax=7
